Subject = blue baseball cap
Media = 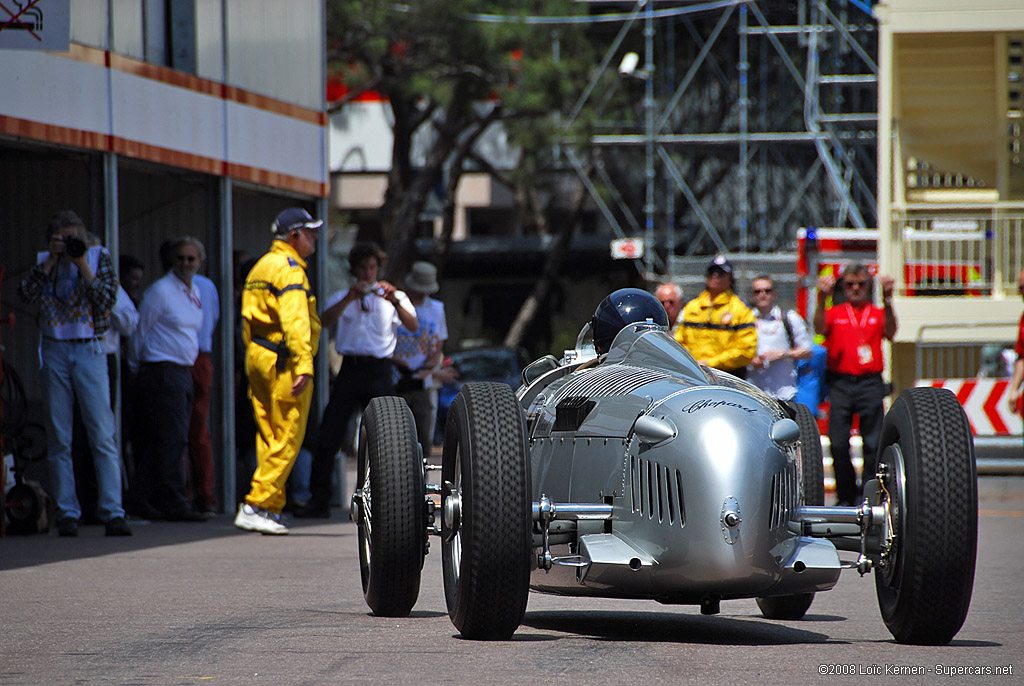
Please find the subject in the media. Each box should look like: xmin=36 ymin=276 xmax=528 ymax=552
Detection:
xmin=272 ymin=208 xmax=323 ymax=235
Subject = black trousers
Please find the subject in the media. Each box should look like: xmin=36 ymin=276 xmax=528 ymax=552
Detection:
xmin=129 ymin=362 xmax=194 ymax=516
xmin=826 ymin=372 xmax=885 ymax=504
xmin=308 ymin=356 xmax=394 ymax=507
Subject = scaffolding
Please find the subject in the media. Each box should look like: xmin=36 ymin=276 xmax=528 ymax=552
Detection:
xmin=567 ymin=0 xmax=879 ymax=281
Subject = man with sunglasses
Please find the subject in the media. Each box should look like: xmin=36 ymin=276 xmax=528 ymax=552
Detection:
xmin=127 ymin=236 xmax=207 ymax=522
xmin=747 ymin=275 xmax=812 ymax=400
xmin=813 ymin=264 xmax=897 ymax=506
xmin=676 ymin=255 xmax=757 ymax=378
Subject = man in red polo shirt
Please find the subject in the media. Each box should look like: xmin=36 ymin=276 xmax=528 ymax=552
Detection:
xmin=1008 ymin=269 xmax=1024 ymax=431
xmin=813 ymin=264 xmax=898 ymax=506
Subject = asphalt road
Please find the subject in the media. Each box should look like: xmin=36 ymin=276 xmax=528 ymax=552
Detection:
xmin=2 ymin=475 xmax=1022 ymax=686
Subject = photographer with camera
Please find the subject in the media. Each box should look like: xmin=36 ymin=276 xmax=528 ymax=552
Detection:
xmin=296 ymin=241 xmax=417 ymax=519
xmin=18 ymin=210 xmax=131 ymax=537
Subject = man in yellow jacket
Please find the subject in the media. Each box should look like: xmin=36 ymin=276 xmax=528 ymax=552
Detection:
xmin=676 ymin=255 xmax=757 ymax=378
xmin=234 ymin=208 xmax=323 ymax=535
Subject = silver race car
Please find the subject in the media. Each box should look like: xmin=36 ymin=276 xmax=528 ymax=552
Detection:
xmin=351 ymin=289 xmax=977 ymax=645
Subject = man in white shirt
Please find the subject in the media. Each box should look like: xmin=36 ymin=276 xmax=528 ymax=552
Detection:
xmin=393 ymin=261 xmax=453 ymax=457
xmin=297 ymin=242 xmax=418 ymax=518
xmin=747 ymin=274 xmax=813 ymax=401
xmin=127 ymin=236 xmax=206 ymax=521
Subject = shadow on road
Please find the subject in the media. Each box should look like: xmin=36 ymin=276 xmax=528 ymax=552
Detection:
xmin=521 ymin=609 xmax=836 ymax=645
xmin=0 ymin=514 xmax=353 ymax=571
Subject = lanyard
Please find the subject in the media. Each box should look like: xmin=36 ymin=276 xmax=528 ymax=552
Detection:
xmin=845 ymin=303 xmax=871 ymax=343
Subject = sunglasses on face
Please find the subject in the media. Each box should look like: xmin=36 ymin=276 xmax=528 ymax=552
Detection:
xmin=752 ymin=287 xmax=774 ymax=294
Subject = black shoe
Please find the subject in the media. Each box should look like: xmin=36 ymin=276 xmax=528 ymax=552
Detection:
xmin=126 ymin=500 xmax=166 ymax=521
xmin=166 ymin=509 xmax=208 ymax=522
xmin=104 ymin=516 xmax=132 ymax=536
xmin=57 ymin=517 xmax=79 ymax=537
xmin=293 ymin=502 xmax=331 ymax=519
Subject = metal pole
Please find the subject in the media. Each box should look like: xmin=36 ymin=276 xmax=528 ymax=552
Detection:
xmin=738 ymin=3 xmax=749 ymax=252
xmin=219 ymin=177 xmax=236 ymax=512
xmin=644 ymin=0 xmax=655 ymax=281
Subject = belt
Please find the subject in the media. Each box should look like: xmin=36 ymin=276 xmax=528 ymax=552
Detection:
xmin=342 ymin=354 xmax=390 ymax=366
xmin=44 ymin=335 xmax=98 ymax=344
xmin=252 ymin=337 xmax=289 ymax=371
xmin=142 ymin=361 xmax=191 ymax=370
xmin=828 ymin=371 xmax=881 ymax=382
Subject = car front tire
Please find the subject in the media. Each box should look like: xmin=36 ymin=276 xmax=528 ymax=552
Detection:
xmin=441 ymin=382 xmax=532 ymax=640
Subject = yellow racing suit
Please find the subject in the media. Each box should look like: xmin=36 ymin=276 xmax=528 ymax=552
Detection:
xmin=241 ymin=240 xmax=321 ymax=514
xmin=675 ymin=289 xmax=757 ymax=374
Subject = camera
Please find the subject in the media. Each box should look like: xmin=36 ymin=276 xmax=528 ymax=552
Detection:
xmin=360 ymin=283 xmax=386 ymax=297
xmin=63 ymin=236 xmax=87 ymax=258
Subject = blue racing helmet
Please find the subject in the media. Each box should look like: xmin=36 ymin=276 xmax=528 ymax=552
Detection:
xmin=591 ymin=288 xmax=669 ymax=355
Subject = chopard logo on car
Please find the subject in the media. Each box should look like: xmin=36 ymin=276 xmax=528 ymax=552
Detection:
xmin=682 ymin=399 xmax=757 ymax=414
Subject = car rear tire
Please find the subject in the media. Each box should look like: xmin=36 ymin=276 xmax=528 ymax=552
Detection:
xmin=355 ymin=396 xmax=425 ymax=617
xmin=756 ymin=402 xmax=823 ymax=621
xmin=441 ymin=382 xmax=532 ymax=640
xmin=792 ymin=401 xmax=825 ymax=507
xmin=873 ymin=387 xmax=977 ymax=645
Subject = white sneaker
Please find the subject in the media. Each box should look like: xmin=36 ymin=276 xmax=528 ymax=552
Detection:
xmin=234 ymin=502 xmax=289 ymax=535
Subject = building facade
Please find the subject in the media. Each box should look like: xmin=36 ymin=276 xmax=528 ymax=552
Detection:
xmin=0 ymin=0 xmax=329 ymax=511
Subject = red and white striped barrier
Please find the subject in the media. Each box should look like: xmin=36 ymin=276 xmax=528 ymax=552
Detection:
xmin=916 ymin=379 xmax=1023 ymax=437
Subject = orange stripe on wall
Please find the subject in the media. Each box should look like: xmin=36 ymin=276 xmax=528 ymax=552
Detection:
xmin=0 ymin=115 xmax=111 ymax=150
xmin=1 ymin=114 xmax=327 ymax=197
xmin=224 ymin=163 xmax=327 ymax=198
xmin=112 ymin=138 xmax=225 ymax=176
xmin=109 ymin=53 xmax=221 ymax=98
xmin=56 ymin=43 xmax=324 ymax=125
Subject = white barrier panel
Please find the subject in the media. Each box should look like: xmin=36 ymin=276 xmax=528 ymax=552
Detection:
xmin=916 ymin=379 xmax=1024 ymax=437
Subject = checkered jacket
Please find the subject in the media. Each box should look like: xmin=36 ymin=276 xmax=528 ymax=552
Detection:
xmin=18 ymin=248 xmax=118 ymax=337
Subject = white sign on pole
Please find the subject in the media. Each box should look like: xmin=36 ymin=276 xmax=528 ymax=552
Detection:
xmin=610 ymin=237 xmax=644 ymax=260
xmin=0 ymin=0 xmax=69 ymax=51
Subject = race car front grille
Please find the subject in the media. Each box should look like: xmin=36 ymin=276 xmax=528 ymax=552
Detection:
xmin=769 ymin=462 xmax=799 ymax=530
xmin=553 ymin=365 xmax=670 ymax=404
xmin=630 ymin=456 xmax=685 ymax=527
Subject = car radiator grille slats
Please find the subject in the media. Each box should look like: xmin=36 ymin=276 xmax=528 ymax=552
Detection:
xmin=630 ymin=456 xmax=685 ymax=527
xmin=769 ymin=462 xmax=799 ymax=530
xmin=552 ymin=365 xmax=670 ymax=404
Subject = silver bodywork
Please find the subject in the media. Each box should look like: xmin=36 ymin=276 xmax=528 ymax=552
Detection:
xmin=518 ymin=323 xmax=841 ymax=603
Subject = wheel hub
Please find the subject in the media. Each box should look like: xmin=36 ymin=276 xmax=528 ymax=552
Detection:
xmin=443 ymin=485 xmax=461 ymax=541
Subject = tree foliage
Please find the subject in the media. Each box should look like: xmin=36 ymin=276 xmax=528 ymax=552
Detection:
xmin=326 ymin=0 xmax=599 ymax=281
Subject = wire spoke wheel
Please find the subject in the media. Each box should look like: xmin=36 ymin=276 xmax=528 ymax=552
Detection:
xmin=441 ymin=382 xmax=532 ymax=640
xmin=873 ymin=387 xmax=977 ymax=645
xmin=355 ymin=396 xmax=425 ymax=617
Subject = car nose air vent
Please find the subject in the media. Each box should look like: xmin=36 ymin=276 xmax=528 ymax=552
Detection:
xmin=554 ymin=397 xmax=596 ymax=432
xmin=630 ymin=456 xmax=685 ymax=527
xmin=769 ymin=462 xmax=799 ymax=530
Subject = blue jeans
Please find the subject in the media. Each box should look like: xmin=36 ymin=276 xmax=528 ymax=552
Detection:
xmin=287 ymin=447 xmax=313 ymax=503
xmin=40 ymin=337 xmax=125 ymax=521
